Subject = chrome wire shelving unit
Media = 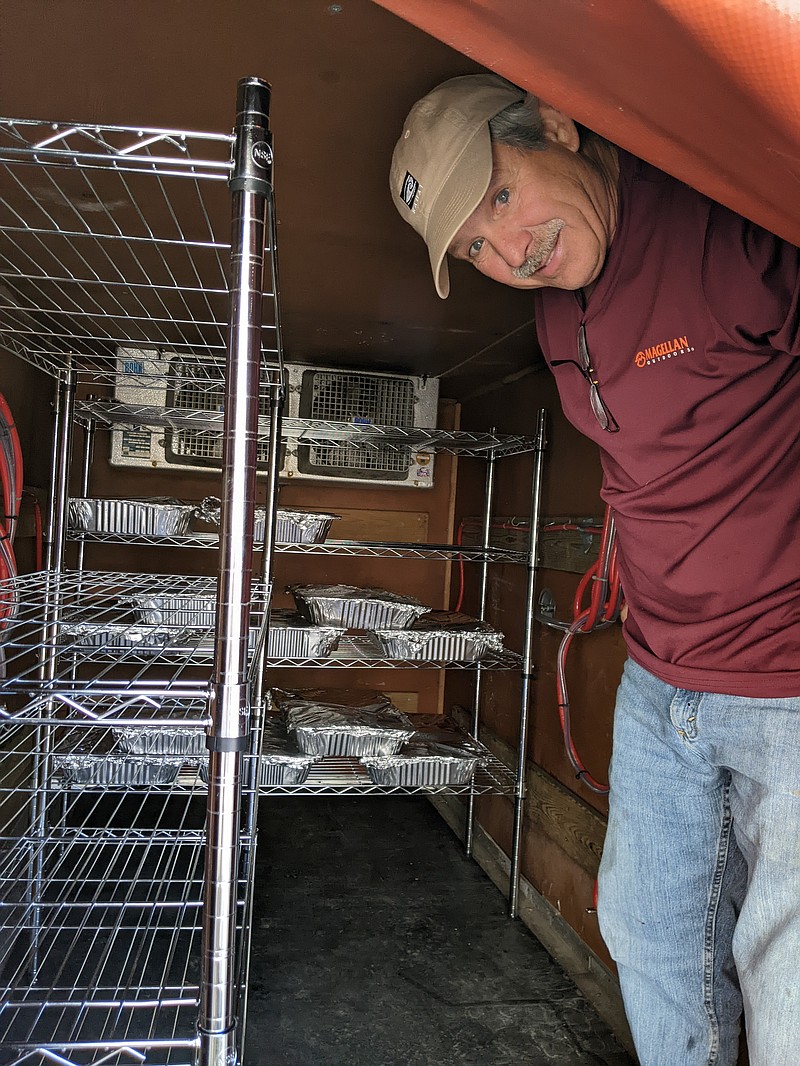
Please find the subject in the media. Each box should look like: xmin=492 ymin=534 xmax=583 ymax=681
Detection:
xmin=0 ymin=78 xmax=277 ymax=1066
xmin=0 ymin=73 xmax=547 ymax=1066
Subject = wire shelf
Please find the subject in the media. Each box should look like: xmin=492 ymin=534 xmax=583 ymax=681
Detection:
xmin=263 ymin=633 xmax=523 ymax=670
xmin=0 ymin=716 xmax=255 ymax=1065
xmin=0 ymin=569 xmax=270 ymax=695
xmin=257 ymin=751 xmax=517 ymax=797
xmin=73 ymin=399 xmax=538 ymax=456
xmin=66 ymin=530 xmax=529 ymax=563
xmin=0 ymin=117 xmax=283 ymax=386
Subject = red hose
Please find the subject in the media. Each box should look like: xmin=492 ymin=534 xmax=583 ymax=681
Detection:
xmin=0 ymin=392 xmax=22 ymax=626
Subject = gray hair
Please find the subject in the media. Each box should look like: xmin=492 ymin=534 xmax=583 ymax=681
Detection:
xmin=488 ymin=95 xmax=547 ymax=151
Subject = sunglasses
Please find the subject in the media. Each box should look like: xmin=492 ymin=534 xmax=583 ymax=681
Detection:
xmin=551 ymin=324 xmax=619 ymax=433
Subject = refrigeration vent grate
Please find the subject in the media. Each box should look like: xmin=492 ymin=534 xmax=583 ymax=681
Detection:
xmin=302 ymin=370 xmax=416 ymax=476
xmin=166 ymin=356 xmax=272 ymax=465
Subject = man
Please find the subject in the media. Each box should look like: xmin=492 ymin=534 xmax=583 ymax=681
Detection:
xmin=389 ymin=73 xmax=800 ymax=1066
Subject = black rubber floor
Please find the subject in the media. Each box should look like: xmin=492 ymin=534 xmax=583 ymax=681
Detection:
xmin=246 ymin=797 xmax=635 ymax=1066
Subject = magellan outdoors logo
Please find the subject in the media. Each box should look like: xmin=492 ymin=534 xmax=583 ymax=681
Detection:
xmin=634 ymin=335 xmax=694 ymax=368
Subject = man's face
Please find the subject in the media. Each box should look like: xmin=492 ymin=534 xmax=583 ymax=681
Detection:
xmin=448 ymin=140 xmax=616 ymax=292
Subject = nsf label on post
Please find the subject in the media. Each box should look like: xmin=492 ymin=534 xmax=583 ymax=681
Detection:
xmin=251 ymin=140 xmax=273 ymax=169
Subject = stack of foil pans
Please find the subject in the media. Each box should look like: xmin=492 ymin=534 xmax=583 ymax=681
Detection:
xmin=67 ymin=497 xmax=198 ymax=537
xmin=288 ymin=584 xmax=429 ymax=630
xmin=361 ymin=740 xmax=481 ymax=787
xmin=285 ymin=704 xmax=414 ymax=757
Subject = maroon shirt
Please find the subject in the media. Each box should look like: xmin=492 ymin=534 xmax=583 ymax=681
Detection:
xmin=534 ymin=151 xmax=800 ymax=697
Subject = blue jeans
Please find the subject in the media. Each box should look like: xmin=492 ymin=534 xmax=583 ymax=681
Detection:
xmin=597 ymin=658 xmax=800 ymax=1066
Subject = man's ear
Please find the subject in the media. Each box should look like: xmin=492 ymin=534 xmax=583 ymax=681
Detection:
xmin=538 ymin=101 xmax=581 ymax=152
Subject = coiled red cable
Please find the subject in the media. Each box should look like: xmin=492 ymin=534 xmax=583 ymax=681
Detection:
xmin=555 ymin=504 xmax=621 ymax=795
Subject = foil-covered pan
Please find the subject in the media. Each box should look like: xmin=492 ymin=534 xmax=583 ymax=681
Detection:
xmin=54 ymin=754 xmax=184 ymax=787
xmin=113 ymin=724 xmax=207 ymax=757
xmin=198 ymin=719 xmax=321 ymax=787
xmin=257 ymin=751 xmax=319 ymax=787
xmin=274 ymin=509 xmax=340 ymax=544
xmin=199 ymin=496 xmax=340 ymax=544
xmin=373 ymin=627 xmax=504 ymax=661
xmin=375 ymin=610 xmax=504 ymax=660
xmin=286 ymin=704 xmax=414 ymax=757
xmin=267 ymin=610 xmax=345 ymax=658
xmin=58 ymin=621 xmax=173 ymax=652
xmin=268 ymin=686 xmax=393 ymax=717
xmin=67 ymin=497 xmax=198 ymax=537
xmin=361 ymin=740 xmax=481 ymax=787
xmin=288 ymin=584 xmax=429 ymax=630
xmin=132 ymin=591 xmax=217 ymax=628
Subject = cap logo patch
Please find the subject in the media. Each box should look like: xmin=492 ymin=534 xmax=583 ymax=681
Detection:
xmin=400 ymin=171 xmax=419 ymax=211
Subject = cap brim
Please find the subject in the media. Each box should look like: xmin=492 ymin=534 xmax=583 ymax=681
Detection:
xmin=425 ymin=123 xmax=494 ymax=299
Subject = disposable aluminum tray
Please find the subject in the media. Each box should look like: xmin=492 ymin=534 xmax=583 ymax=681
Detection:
xmin=361 ymin=742 xmax=480 ymax=787
xmin=287 ymin=705 xmax=414 ymax=758
xmin=373 ymin=626 xmax=504 ymax=661
xmin=53 ymin=754 xmax=184 ymax=787
xmin=200 ymin=496 xmax=340 ymax=543
xmin=288 ymin=584 xmax=429 ymax=630
xmin=199 ymin=720 xmax=320 ymax=786
xmin=274 ymin=509 xmax=341 ymax=544
xmin=113 ymin=725 xmax=207 ymax=757
xmin=67 ymin=497 xmax=198 ymax=536
xmin=58 ymin=621 xmax=173 ymax=651
xmin=132 ymin=591 xmax=217 ymax=628
xmin=268 ymin=686 xmax=393 ymax=716
xmin=258 ymin=751 xmax=319 ymax=787
xmin=267 ymin=611 xmax=345 ymax=658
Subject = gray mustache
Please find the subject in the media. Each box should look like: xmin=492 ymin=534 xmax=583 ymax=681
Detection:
xmin=512 ymin=221 xmax=564 ymax=279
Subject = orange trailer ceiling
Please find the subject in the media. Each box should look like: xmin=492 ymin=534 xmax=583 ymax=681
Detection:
xmin=373 ymin=0 xmax=800 ymax=248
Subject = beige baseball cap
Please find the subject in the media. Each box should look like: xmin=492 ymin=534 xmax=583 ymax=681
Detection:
xmin=390 ymin=73 xmax=525 ymax=299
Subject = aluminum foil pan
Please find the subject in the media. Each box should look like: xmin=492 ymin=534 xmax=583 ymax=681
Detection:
xmin=361 ymin=741 xmax=480 ymax=787
xmin=274 ymin=509 xmax=341 ymax=544
xmin=113 ymin=725 xmax=207 ymax=756
xmin=287 ymin=704 xmax=414 ymax=757
xmin=67 ymin=497 xmax=198 ymax=537
xmin=267 ymin=610 xmax=345 ymax=658
xmin=199 ymin=496 xmax=340 ymax=544
xmin=258 ymin=751 xmax=318 ymax=787
xmin=288 ymin=584 xmax=429 ymax=630
xmin=132 ymin=592 xmax=217 ymax=628
xmin=268 ymin=686 xmax=392 ymax=716
xmin=58 ymin=621 xmax=173 ymax=652
xmin=199 ymin=754 xmax=316 ymax=788
xmin=54 ymin=754 xmax=183 ymax=787
xmin=198 ymin=720 xmax=320 ymax=786
xmin=373 ymin=626 xmax=504 ymax=661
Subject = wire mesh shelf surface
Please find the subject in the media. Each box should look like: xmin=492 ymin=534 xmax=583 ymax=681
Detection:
xmin=256 ymin=751 xmax=517 ymax=797
xmin=66 ymin=529 xmax=529 ymax=563
xmin=74 ymin=398 xmax=538 ymax=456
xmin=263 ymin=633 xmax=523 ymax=670
xmin=0 ymin=116 xmax=282 ymax=386
xmin=0 ymin=719 xmax=256 ymax=1063
xmin=0 ymin=569 xmax=271 ymax=696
